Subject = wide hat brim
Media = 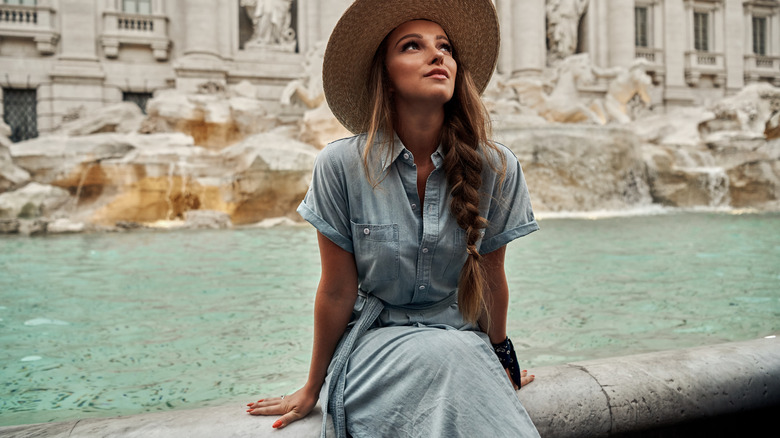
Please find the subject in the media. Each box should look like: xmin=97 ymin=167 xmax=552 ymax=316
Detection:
xmin=323 ymin=0 xmax=500 ymax=134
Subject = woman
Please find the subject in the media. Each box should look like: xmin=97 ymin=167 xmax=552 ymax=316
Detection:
xmin=248 ymin=0 xmax=540 ymax=436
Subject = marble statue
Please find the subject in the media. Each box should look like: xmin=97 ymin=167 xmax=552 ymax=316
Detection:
xmin=241 ymin=0 xmax=296 ymax=51
xmin=590 ymin=60 xmax=653 ymax=124
xmin=281 ymin=42 xmax=350 ymax=148
xmin=484 ymin=54 xmax=653 ymax=125
xmin=546 ymin=0 xmax=589 ymax=62
xmin=280 ymin=41 xmax=326 ymax=109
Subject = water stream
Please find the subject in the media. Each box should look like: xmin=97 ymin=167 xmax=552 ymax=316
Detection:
xmin=1 ymin=212 xmax=778 ymax=426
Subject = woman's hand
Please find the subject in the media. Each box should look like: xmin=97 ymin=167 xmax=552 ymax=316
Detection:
xmin=505 ymin=368 xmax=535 ymax=390
xmin=246 ymin=386 xmax=318 ymax=430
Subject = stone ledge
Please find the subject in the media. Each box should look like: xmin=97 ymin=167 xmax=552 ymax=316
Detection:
xmin=1 ymin=337 xmax=777 ymax=437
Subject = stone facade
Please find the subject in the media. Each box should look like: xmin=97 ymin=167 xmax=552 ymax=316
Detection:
xmin=0 ymin=0 xmax=779 ymax=140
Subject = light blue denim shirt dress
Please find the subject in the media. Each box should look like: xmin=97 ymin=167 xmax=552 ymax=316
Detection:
xmin=298 ymin=133 xmax=540 ymax=438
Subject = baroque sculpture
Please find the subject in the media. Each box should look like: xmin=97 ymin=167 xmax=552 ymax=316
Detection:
xmin=546 ymin=0 xmax=589 ymax=63
xmin=484 ymin=54 xmax=653 ymax=125
xmin=241 ymin=0 xmax=297 ymax=52
xmin=281 ymin=42 xmax=350 ymax=148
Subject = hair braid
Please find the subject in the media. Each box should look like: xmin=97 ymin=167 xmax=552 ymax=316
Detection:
xmin=441 ymin=68 xmax=493 ymax=325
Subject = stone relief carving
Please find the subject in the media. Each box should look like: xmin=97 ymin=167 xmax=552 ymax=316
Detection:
xmin=280 ymin=41 xmax=325 ymax=109
xmin=484 ymin=54 xmax=653 ymax=125
xmin=546 ymin=0 xmax=589 ymax=63
xmin=590 ymin=60 xmax=653 ymax=124
xmin=281 ymin=42 xmax=350 ymax=148
xmin=240 ymin=0 xmax=296 ymax=51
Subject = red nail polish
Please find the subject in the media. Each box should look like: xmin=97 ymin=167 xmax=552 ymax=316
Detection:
xmin=257 ymin=399 xmax=264 ymax=403
xmin=247 ymin=403 xmax=253 ymax=406
xmin=272 ymin=420 xmax=283 ymax=429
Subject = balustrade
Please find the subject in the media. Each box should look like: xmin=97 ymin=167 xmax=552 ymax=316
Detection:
xmin=0 ymin=3 xmax=58 ymax=54
xmin=0 ymin=5 xmax=37 ymax=25
xmin=100 ymin=10 xmax=170 ymax=60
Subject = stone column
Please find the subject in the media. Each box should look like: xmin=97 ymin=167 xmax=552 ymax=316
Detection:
xmin=182 ymin=0 xmax=220 ymax=58
xmin=175 ymin=0 xmax=228 ymax=92
xmin=47 ymin=0 xmax=106 ymax=131
xmin=299 ymin=0 xmax=322 ymax=54
xmin=496 ymin=0 xmax=513 ymax=76
xmin=510 ymin=0 xmax=546 ymax=76
xmin=724 ymin=0 xmax=745 ymax=93
xmin=607 ymin=0 xmax=635 ymax=68
xmin=663 ymin=0 xmax=693 ymax=105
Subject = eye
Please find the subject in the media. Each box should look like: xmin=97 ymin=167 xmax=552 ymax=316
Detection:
xmin=401 ymin=41 xmax=420 ymax=52
xmin=439 ymin=43 xmax=453 ymax=54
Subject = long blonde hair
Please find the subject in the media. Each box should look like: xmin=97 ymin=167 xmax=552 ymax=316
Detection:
xmin=362 ymin=35 xmax=507 ymax=326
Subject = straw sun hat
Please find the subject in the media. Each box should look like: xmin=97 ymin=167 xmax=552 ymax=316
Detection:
xmin=323 ymin=0 xmax=500 ymax=134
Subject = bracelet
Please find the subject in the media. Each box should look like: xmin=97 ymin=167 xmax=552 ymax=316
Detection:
xmin=492 ymin=336 xmax=523 ymax=388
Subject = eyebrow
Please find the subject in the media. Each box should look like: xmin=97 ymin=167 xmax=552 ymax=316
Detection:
xmin=394 ymin=33 xmax=450 ymax=48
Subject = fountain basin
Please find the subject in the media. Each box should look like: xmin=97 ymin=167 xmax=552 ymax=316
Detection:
xmin=1 ymin=337 xmax=776 ymax=438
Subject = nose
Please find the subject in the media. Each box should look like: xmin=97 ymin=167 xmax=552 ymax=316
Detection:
xmin=430 ymin=50 xmax=444 ymax=65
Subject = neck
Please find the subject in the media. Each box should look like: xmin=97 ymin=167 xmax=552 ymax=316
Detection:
xmin=393 ymin=100 xmax=445 ymax=160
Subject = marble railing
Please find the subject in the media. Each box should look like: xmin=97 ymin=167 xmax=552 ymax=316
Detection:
xmin=0 ymin=3 xmax=57 ymax=55
xmin=745 ymin=54 xmax=780 ymax=72
xmin=685 ymin=50 xmax=725 ymax=71
xmin=100 ymin=10 xmax=170 ymax=61
xmin=635 ymin=47 xmax=662 ymax=64
xmin=0 ymin=337 xmax=777 ymax=437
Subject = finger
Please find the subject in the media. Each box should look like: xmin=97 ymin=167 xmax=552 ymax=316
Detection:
xmin=248 ymin=399 xmax=288 ymax=416
xmin=248 ymin=403 xmax=288 ymax=416
xmin=249 ymin=396 xmax=288 ymax=409
xmin=246 ymin=398 xmax=267 ymax=409
xmin=273 ymin=410 xmax=305 ymax=429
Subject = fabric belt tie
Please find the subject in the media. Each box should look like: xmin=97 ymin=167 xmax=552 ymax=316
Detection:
xmin=320 ymin=291 xmax=459 ymax=437
xmin=321 ymin=293 xmax=384 ymax=438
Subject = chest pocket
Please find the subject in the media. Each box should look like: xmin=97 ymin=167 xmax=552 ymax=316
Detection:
xmin=351 ymin=222 xmax=400 ymax=285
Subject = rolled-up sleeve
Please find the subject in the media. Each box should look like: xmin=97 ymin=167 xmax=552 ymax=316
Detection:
xmin=297 ymin=145 xmax=354 ymax=253
xmin=479 ymin=146 xmax=539 ymax=254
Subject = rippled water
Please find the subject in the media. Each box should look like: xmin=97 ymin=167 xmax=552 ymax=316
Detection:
xmin=1 ymin=212 xmax=778 ymax=426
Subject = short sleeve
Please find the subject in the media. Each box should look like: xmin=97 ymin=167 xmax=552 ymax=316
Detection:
xmin=297 ymin=145 xmax=354 ymax=253
xmin=479 ymin=145 xmax=539 ymax=254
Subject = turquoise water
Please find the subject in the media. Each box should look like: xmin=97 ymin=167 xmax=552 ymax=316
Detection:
xmin=1 ymin=212 xmax=778 ymax=426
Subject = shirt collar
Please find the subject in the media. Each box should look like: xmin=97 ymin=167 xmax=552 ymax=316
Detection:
xmin=379 ymin=132 xmax=446 ymax=171
xmin=379 ymin=132 xmax=406 ymax=172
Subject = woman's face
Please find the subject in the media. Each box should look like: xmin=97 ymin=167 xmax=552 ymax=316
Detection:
xmin=384 ymin=20 xmax=457 ymax=110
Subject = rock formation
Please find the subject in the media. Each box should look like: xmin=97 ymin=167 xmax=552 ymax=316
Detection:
xmin=1 ymin=121 xmax=31 ymax=192
xmin=0 ymin=84 xmax=318 ymax=233
xmin=498 ymin=126 xmax=652 ymax=212
xmin=55 ymin=102 xmax=145 ymax=136
xmin=0 ymin=73 xmax=778 ymax=235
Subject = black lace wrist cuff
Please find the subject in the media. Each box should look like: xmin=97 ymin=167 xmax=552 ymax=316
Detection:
xmin=492 ymin=336 xmax=523 ymax=387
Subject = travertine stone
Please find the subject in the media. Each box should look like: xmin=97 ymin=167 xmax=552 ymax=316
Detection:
xmin=55 ymin=102 xmax=144 ymax=136
xmin=0 ymin=182 xmax=70 ymax=220
xmin=1 ymin=337 xmax=777 ymax=438
xmin=498 ymin=125 xmax=652 ymax=212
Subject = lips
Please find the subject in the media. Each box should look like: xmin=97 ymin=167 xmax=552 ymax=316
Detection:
xmin=425 ymin=68 xmax=449 ymax=79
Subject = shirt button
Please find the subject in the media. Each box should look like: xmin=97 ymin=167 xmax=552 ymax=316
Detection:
xmin=411 ymin=203 xmax=417 ymax=209
xmin=419 ymin=285 xmax=426 ymax=290
xmin=363 ymin=228 xmax=370 ymax=235
xmin=403 ymin=153 xmax=410 ymax=160
xmin=422 ymin=248 xmax=429 ymax=253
